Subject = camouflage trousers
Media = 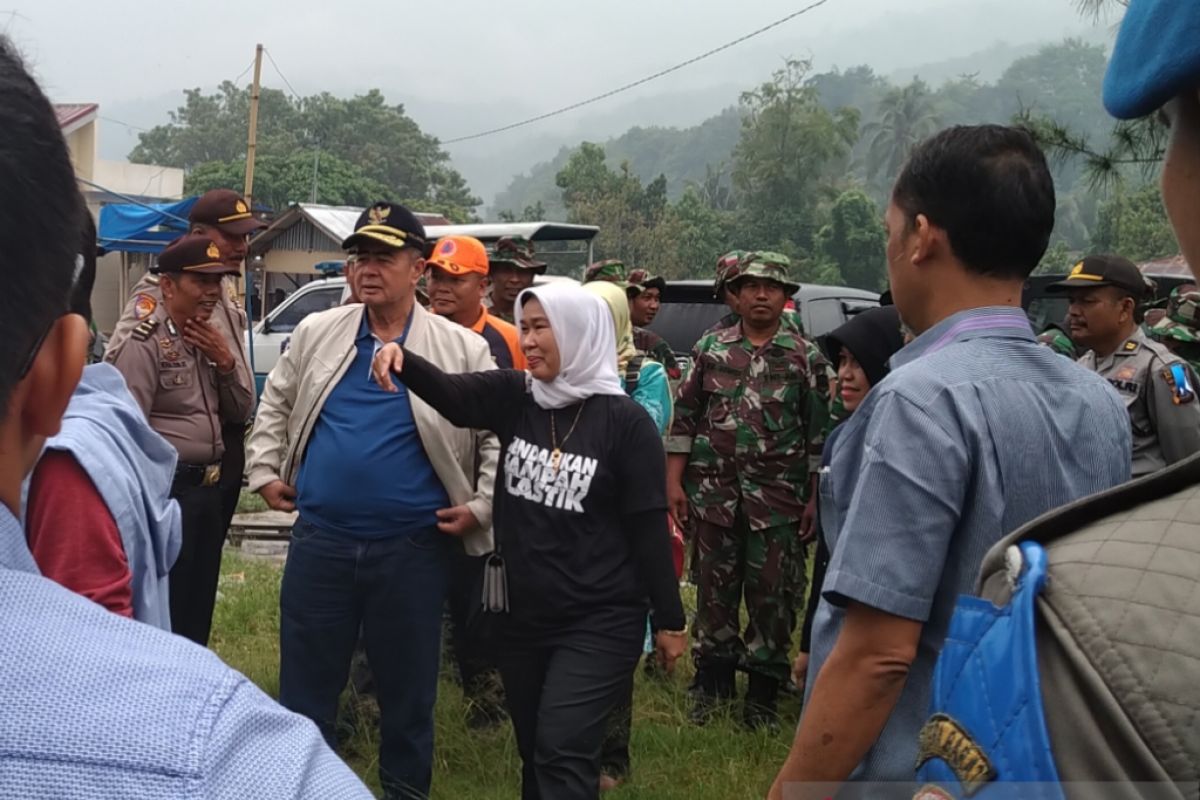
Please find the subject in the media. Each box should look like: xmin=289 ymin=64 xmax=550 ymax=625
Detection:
xmin=691 ymin=512 xmax=805 ymax=683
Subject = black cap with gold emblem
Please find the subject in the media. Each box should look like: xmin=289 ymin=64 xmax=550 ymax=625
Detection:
xmin=156 ymin=235 xmax=241 ymax=275
xmin=1046 ymin=254 xmax=1148 ymax=298
xmin=189 ymin=189 xmax=266 ymax=236
xmin=341 ymin=201 xmax=428 ymax=254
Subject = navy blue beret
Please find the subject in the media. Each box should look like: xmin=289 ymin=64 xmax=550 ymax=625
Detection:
xmin=1104 ymin=0 xmax=1200 ymax=119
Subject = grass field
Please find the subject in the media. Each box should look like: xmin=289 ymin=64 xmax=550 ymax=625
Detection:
xmin=211 ymin=550 xmax=803 ymax=799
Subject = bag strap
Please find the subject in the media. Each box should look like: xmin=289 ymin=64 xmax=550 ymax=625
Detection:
xmin=624 ymin=355 xmax=645 ymax=396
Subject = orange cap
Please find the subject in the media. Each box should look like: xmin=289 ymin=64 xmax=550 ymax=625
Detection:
xmin=427 ymin=235 xmax=489 ymax=276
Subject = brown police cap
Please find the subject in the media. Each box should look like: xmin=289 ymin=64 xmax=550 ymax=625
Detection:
xmin=189 ymin=189 xmax=266 ymax=236
xmin=156 ymin=235 xmax=240 ymax=276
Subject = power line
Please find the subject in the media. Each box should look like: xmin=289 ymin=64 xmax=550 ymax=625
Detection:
xmin=263 ymin=48 xmax=302 ymax=102
xmin=100 ymin=115 xmax=148 ymax=133
xmin=440 ymin=0 xmax=833 ymax=145
xmin=232 ymin=57 xmax=256 ymax=86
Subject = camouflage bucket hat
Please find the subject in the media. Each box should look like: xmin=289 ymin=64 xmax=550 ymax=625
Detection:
xmin=491 ymin=235 xmax=547 ymax=274
xmin=714 ymin=250 xmax=747 ymax=295
xmin=584 ymin=259 xmax=628 ymax=285
xmin=726 ymin=251 xmax=800 ymax=295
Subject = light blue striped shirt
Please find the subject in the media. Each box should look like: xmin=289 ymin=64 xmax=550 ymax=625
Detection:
xmin=0 ymin=505 xmax=372 ymax=799
xmin=807 ymin=306 xmax=1130 ymax=781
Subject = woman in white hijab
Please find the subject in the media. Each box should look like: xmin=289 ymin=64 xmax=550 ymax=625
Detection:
xmin=372 ymin=283 xmax=686 ymax=800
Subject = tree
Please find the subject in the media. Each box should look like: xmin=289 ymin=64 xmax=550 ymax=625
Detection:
xmin=815 ymin=191 xmax=887 ymax=290
xmin=672 ymin=187 xmax=734 ymax=279
xmin=497 ymin=201 xmax=547 ymax=223
xmin=185 ymin=151 xmax=391 ymax=212
xmin=1091 ymin=184 xmax=1178 ymax=262
xmin=863 ymin=79 xmax=940 ymax=186
xmin=732 ymin=58 xmax=859 ymax=259
xmin=131 ymin=83 xmax=480 ymax=220
xmin=1035 ymin=240 xmax=1078 ymax=275
xmin=555 ymin=146 xmax=685 ymax=276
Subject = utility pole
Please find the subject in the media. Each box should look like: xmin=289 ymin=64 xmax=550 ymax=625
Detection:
xmin=242 ymin=44 xmax=264 ymax=309
xmin=243 ymin=43 xmax=264 ymax=207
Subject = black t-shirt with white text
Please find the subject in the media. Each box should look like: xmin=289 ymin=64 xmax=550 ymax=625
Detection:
xmin=400 ymin=354 xmax=672 ymax=637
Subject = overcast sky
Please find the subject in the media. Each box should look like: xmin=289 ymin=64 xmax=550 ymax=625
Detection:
xmin=6 ymin=0 xmax=1117 ymax=200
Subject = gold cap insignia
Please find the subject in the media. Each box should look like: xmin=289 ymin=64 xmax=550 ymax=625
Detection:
xmin=368 ymin=205 xmax=391 ymax=225
xmin=207 ymin=242 xmax=221 ymax=260
xmin=235 ymin=200 xmax=248 ymax=214
xmin=1070 ymin=261 xmax=1084 ymax=276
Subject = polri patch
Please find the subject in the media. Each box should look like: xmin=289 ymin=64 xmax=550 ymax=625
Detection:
xmin=133 ymin=293 xmax=157 ymax=320
xmin=915 ymin=713 xmax=996 ymax=796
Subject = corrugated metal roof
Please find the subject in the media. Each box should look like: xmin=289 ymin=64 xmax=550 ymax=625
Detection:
xmin=54 ymin=103 xmax=99 ymax=134
xmin=1139 ymin=254 xmax=1190 ymax=277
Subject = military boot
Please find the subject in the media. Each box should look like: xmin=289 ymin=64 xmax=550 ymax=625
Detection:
xmin=743 ymin=672 xmax=781 ymax=732
xmin=690 ymin=660 xmax=736 ymax=725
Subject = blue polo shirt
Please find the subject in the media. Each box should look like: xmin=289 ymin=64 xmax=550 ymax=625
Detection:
xmin=296 ymin=310 xmax=449 ymax=538
xmin=806 ymin=306 xmax=1130 ymax=781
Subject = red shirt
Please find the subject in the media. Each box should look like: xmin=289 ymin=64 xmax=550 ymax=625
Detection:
xmin=25 ymin=450 xmax=134 ymax=618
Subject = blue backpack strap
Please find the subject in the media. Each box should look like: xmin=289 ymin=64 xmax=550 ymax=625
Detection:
xmin=915 ymin=542 xmax=1064 ymax=799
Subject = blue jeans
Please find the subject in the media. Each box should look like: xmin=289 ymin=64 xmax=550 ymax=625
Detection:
xmin=279 ymin=518 xmax=451 ymax=800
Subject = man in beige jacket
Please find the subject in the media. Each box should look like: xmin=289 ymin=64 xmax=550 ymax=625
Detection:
xmin=245 ymin=202 xmax=498 ymax=800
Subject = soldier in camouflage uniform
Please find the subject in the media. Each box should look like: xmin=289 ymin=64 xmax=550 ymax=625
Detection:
xmin=666 ymin=252 xmax=821 ymax=729
xmin=1036 ymin=321 xmax=1079 ymax=358
xmin=1148 ymin=284 xmax=1200 ymax=374
xmin=486 ymin=235 xmax=546 ymax=324
xmin=626 ymin=268 xmax=681 ymax=379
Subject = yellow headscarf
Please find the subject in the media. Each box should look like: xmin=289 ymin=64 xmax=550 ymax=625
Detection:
xmin=583 ymin=280 xmax=638 ymax=372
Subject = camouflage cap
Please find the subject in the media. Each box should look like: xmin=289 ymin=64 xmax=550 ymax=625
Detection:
xmin=714 ymin=250 xmax=748 ymax=295
xmin=490 ymin=235 xmax=547 ymax=274
xmin=726 ymin=251 xmax=800 ymax=295
xmin=584 ymin=259 xmax=628 ymax=285
xmin=626 ymin=267 xmax=666 ymax=295
xmin=1167 ymin=284 xmax=1200 ymax=325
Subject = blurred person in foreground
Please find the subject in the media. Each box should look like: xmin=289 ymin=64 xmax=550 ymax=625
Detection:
xmin=914 ymin=4 xmax=1200 ymax=797
xmin=769 ymin=125 xmax=1130 ymax=799
xmin=0 ymin=35 xmax=371 ymax=799
xmin=24 ymin=224 xmax=180 ymax=629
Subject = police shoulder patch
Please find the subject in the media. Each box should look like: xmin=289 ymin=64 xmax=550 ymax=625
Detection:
xmin=915 ymin=713 xmax=996 ymax=796
xmin=1161 ymin=364 xmax=1196 ymax=405
xmin=131 ymin=318 xmax=160 ymax=341
xmin=133 ymin=293 xmax=157 ymax=320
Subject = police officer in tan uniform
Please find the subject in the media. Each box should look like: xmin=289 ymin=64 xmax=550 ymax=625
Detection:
xmin=107 ymin=189 xmax=262 ymax=543
xmin=108 ymin=235 xmax=255 ymax=645
xmin=1050 ymin=254 xmax=1200 ymax=477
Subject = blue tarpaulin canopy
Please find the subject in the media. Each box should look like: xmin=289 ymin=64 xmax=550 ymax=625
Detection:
xmin=97 ymin=196 xmax=198 ymax=254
